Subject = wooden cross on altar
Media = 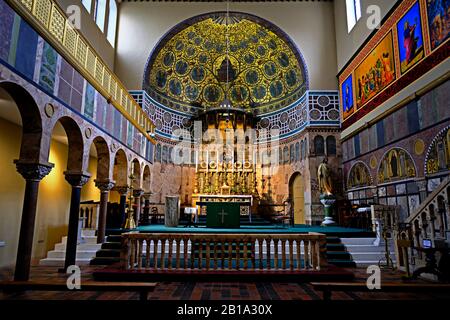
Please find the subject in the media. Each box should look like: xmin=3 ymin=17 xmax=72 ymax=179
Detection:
xmin=218 ymin=209 xmax=228 ymax=224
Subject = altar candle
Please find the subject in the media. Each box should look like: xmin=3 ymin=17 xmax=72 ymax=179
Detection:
xmin=216 ymin=151 xmax=219 ymax=172
xmin=206 ymin=151 xmax=209 ymax=173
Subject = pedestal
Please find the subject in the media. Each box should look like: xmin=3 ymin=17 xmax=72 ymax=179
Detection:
xmin=165 ymin=196 xmax=180 ymax=227
xmin=320 ymin=194 xmax=336 ymax=226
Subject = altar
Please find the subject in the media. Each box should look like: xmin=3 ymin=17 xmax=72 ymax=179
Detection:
xmin=193 ymin=194 xmax=253 ymax=228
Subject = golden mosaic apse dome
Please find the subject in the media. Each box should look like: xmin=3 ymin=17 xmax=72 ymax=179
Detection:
xmin=143 ymin=12 xmax=308 ymax=114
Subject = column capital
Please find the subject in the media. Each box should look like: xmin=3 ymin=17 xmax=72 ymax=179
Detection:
xmin=14 ymin=160 xmax=54 ymax=181
xmin=143 ymin=192 xmax=152 ymax=200
xmin=114 ymin=185 xmax=129 ymax=195
xmin=133 ymin=189 xmax=145 ymax=198
xmin=95 ymin=179 xmax=116 ymax=192
xmin=64 ymin=171 xmax=91 ymax=187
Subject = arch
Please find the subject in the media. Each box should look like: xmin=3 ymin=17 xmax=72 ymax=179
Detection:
xmin=131 ymin=158 xmax=141 ymax=189
xmin=288 ymin=172 xmax=305 ymax=224
xmin=89 ymin=136 xmax=110 ymax=181
xmin=424 ymin=125 xmax=450 ymax=175
xmin=113 ymin=149 xmax=128 ymax=186
xmin=314 ymin=135 xmax=324 ymax=156
xmin=47 ymin=116 xmax=84 ymax=172
xmin=326 ymin=136 xmax=337 ymax=156
xmin=143 ymin=11 xmax=309 ymax=113
xmin=155 ymin=143 xmax=161 ymax=162
xmin=377 ymin=147 xmax=416 ymax=184
xmin=347 ymin=161 xmax=372 ymax=189
xmin=0 ymin=81 xmax=43 ymax=162
xmin=143 ymin=165 xmax=151 ymax=193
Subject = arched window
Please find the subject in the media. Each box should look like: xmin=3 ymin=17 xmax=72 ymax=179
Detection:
xmin=279 ymin=147 xmax=283 ymax=164
xmin=95 ymin=0 xmax=107 ymax=32
xmin=326 ymin=136 xmax=337 ymax=156
xmin=81 ymin=0 xmax=92 ymax=13
xmin=290 ymin=144 xmax=295 ymax=163
xmin=314 ymin=135 xmax=325 ymax=156
xmin=107 ymin=0 xmax=117 ymax=46
xmin=300 ymin=140 xmax=304 ymax=160
xmin=283 ymin=146 xmax=289 ymax=164
xmin=155 ymin=144 xmax=161 ymax=162
xmin=295 ymin=142 xmax=300 ymax=162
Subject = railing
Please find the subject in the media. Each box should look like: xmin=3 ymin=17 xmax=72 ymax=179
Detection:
xmin=79 ymin=202 xmax=100 ymax=230
xmin=6 ymin=0 xmax=155 ymax=142
xmin=396 ymin=178 xmax=450 ymax=273
xmin=121 ymin=232 xmax=327 ymax=272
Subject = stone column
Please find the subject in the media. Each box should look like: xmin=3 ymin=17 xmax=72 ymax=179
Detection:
xmin=94 ymin=179 xmax=115 ymax=243
xmin=64 ymin=171 xmax=90 ymax=271
xmin=14 ymin=160 xmax=53 ymax=281
xmin=133 ymin=189 xmax=144 ymax=226
xmin=114 ymin=186 xmax=129 ymax=228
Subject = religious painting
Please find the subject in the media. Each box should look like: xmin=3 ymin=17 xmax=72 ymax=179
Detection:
xmin=341 ymin=74 xmax=354 ymax=119
xmin=425 ymin=126 xmax=450 ymax=174
xmin=426 ymin=0 xmax=450 ymax=51
xmin=396 ymin=1 xmax=425 ymax=74
xmin=347 ymin=162 xmax=372 ymax=189
xmin=355 ymin=32 xmax=396 ymax=108
xmin=377 ymin=148 xmax=416 ymax=183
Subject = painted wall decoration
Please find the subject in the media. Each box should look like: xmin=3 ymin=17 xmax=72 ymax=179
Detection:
xmin=426 ymin=0 xmax=450 ymax=51
xmin=355 ymin=32 xmax=396 ymax=109
xmin=341 ymin=74 xmax=354 ymax=119
xmin=378 ymin=148 xmax=416 ymax=184
xmin=425 ymin=126 xmax=450 ymax=174
xmin=338 ymin=0 xmax=450 ymax=129
xmin=144 ymin=12 xmax=308 ymax=114
xmin=348 ymin=162 xmax=372 ymax=189
xmin=396 ymin=1 xmax=425 ymax=74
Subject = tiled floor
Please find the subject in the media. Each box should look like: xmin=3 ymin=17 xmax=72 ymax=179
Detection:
xmin=0 ymin=266 xmax=449 ymax=300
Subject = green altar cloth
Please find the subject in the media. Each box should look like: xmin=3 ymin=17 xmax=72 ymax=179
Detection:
xmin=205 ymin=202 xmax=240 ymax=228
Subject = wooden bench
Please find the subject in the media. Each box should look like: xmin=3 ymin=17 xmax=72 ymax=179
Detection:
xmin=310 ymin=282 xmax=450 ymax=300
xmin=0 ymin=280 xmax=157 ymax=300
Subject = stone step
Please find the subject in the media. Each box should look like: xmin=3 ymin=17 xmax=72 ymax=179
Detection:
xmin=47 ymin=250 xmax=98 ymax=259
xmin=90 ymin=257 xmax=120 ymax=265
xmin=340 ymin=238 xmax=377 ymax=245
xmin=39 ymin=258 xmax=92 ymax=266
xmin=344 ymin=244 xmax=394 ymax=252
xmin=61 ymin=236 xmax=98 ymax=245
xmin=55 ymin=243 xmax=102 ymax=251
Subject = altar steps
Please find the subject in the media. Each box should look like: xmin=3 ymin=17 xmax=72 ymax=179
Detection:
xmin=90 ymin=235 xmax=122 ymax=266
xmin=178 ymin=215 xmax=272 ymax=226
xmin=325 ymin=237 xmax=396 ymax=268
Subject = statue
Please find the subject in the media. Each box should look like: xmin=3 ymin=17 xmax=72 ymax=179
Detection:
xmin=317 ymin=158 xmax=333 ymax=195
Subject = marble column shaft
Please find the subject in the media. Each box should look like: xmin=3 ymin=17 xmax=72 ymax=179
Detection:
xmin=14 ymin=160 xmax=53 ymax=281
xmin=64 ymin=171 xmax=90 ymax=271
xmin=95 ymin=179 xmax=115 ymax=243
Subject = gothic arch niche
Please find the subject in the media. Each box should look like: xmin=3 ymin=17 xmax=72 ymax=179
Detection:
xmin=378 ymin=148 xmax=416 ymax=184
xmin=347 ymin=161 xmax=372 ymax=189
xmin=425 ymin=126 xmax=450 ymax=175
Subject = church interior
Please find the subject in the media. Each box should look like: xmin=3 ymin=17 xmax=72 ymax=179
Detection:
xmin=0 ymin=0 xmax=449 ymax=305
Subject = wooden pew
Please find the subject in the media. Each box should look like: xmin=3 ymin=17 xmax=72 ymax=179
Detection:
xmin=0 ymin=280 xmax=157 ymax=300
xmin=310 ymin=282 xmax=450 ymax=300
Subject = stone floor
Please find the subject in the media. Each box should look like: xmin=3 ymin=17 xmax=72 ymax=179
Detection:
xmin=0 ymin=266 xmax=449 ymax=300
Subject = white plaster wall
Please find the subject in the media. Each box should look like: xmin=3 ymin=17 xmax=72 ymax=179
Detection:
xmin=115 ymin=2 xmax=338 ymax=90
xmin=334 ymin=0 xmax=398 ymax=72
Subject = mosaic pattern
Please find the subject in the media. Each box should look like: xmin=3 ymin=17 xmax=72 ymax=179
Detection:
xmin=132 ymin=90 xmax=339 ymax=142
xmin=144 ymin=12 xmax=307 ymax=114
